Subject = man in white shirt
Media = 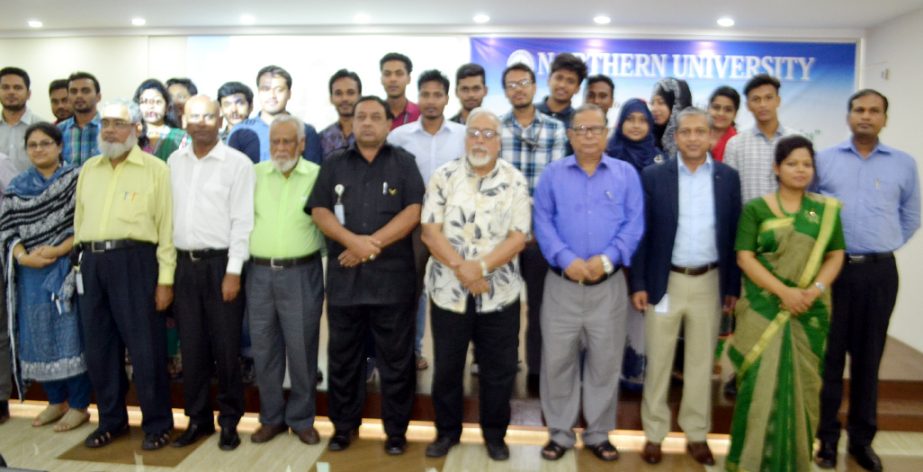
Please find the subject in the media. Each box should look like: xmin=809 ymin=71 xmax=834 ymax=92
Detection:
xmin=0 ymin=67 xmax=47 ymax=172
xmin=167 ymin=95 xmax=255 ymax=451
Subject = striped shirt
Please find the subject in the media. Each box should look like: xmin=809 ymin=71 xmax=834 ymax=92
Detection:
xmin=499 ymin=110 xmax=566 ymax=195
xmin=723 ymin=124 xmax=797 ymax=203
xmin=58 ymin=113 xmax=101 ymax=166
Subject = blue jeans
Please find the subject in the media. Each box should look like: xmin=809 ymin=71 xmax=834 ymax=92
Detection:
xmin=43 ymin=372 xmax=91 ymax=409
xmin=415 ymin=294 xmax=426 ymax=355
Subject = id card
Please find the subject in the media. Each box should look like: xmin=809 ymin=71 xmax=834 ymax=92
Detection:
xmin=334 ymin=203 xmax=345 ymax=225
xmin=75 ymin=269 xmax=84 ymax=295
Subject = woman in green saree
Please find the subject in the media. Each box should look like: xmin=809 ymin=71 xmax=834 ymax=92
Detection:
xmin=726 ymin=135 xmax=845 ymax=471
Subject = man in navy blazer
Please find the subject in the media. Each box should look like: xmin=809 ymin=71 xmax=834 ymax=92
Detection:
xmin=629 ymin=108 xmax=741 ymax=465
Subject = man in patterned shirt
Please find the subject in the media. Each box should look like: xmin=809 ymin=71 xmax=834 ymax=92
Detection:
xmin=320 ymin=69 xmax=360 ymax=158
xmin=58 ymin=71 xmax=102 ymax=166
xmin=498 ymin=62 xmax=566 ymax=390
xmin=420 ymin=107 xmax=530 ymax=461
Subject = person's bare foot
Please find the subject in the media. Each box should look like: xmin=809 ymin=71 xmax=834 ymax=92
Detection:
xmin=33 ymin=403 xmax=68 ymax=427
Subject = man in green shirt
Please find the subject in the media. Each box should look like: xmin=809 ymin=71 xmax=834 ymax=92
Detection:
xmin=246 ymin=115 xmax=325 ymax=447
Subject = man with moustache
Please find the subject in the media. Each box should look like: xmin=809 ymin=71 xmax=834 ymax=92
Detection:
xmin=245 ymin=115 xmax=326 ymax=446
xmin=499 ymin=62 xmax=566 ymax=390
xmin=228 ymin=65 xmax=322 ymax=164
xmin=421 ymin=107 xmax=530 ymax=461
xmin=307 ymin=96 xmax=424 ymax=455
xmin=449 ymin=63 xmax=488 ymax=125
xmin=49 ymin=79 xmax=74 ymax=123
xmin=58 ymin=71 xmax=102 ymax=166
xmin=1 ymin=67 xmax=47 ymax=172
xmin=536 ymin=53 xmax=587 ymax=130
xmin=380 ymin=53 xmax=420 ymax=130
xmin=167 ymin=96 xmax=254 ymax=451
xmin=74 ymin=99 xmax=175 ymax=451
xmin=320 ymin=69 xmax=361 ymax=158
xmin=217 ymin=82 xmax=253 ymax=143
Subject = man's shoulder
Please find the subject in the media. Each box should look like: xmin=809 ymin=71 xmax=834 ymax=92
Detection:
xmin=57 ymin=117 xmax=76 ymax=130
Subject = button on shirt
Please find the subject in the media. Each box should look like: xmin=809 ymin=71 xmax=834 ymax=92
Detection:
xmin=815 ymin=139 xmax=921 ymax=253
xmin=422 ymin=158 xmax=531 ymax=314
xmin=58 ymin=113 xmax=101 ymax=166
xmin=0 ymin=109 xmax=45 ymax=172
xmin=533 ymin=155 xmax=645 ymax=270
xmin=672 ymin=155 xmax=718 ymax=266
xmin=251 ymin=159 xmax=325 ymax=259
xmin=306 ymin=144 xmax=425 ymax=306
xmin=74 ymin=145 xmax=175 ymax=284
xmin=387 ymin=119 xmax=466 ymax=183
xmin=724 ymin=125 xmax=797 ymax=203
xmin=500 ymin=111 xmax=566 ymax=195
xmin=227 ymin=116 xmax=323 ymax=164
xmin=168 ymin=141 xmax=255 ymax=275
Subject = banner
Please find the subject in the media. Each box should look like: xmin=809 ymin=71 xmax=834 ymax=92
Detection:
xmin=471 ymin=37 xmax=857 ymax=148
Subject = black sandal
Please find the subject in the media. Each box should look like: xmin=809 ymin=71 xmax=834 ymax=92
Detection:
xmin=84 ymin=424 xmax=129 ymax=448
xmin=541 ymin=440 xmax=568 ymax=460
xmin=142 ymin=430 xmax=172 ymax=451
xmin=587 ymin=441 xmax=620 ymax=461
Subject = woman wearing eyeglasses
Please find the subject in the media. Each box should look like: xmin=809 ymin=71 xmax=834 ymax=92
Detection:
xmin=0 ymin=122 xmax=89 ymax=432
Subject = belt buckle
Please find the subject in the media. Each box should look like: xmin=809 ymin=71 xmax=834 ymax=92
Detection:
xmin=270 ymin=258 xmax=284 ymax=270
xmin=849 ymin=254 xmax=867 ymax=263
xmin=188 ymin=250 xmax=200 ymax=262
xmin=90 ymin=241 xmax=106 ymax=253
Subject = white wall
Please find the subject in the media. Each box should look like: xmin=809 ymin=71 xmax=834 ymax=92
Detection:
xmin=864 ymin=7 xmax=923 ymax=353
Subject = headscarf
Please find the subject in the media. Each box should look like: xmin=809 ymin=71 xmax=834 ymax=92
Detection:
xmin=606 ymin=98 xmax=663 ymax=172
xmin=651 ymin=77 xmax=692 ymax=158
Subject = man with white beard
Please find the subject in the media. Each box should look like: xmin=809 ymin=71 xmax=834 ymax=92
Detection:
xmin=74 ymin=99 xmax=176 ymax=451
xmin=245 ymin=115 xmax=326 ymax=446
xmin=420 ymin=108 xmax=530 ymax=461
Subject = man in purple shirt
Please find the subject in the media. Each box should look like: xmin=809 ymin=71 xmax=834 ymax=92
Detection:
xmin=532 ymin=104 xmax=644 ymax=462
xmin=320 ymin=69 xmax=360 ymax=159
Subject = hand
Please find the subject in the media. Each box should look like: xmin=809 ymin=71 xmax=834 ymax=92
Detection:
xmin=33 ymin=245 xmax=60 ymax=259
xmin=346 ymin=235 xmax=382 ymax=262
xmin=155 ymin=285 xmax=173 ymax=311
xmin=564 ymin=259 xmax=592 ymax=283
xmin=221 ymin=274 xmax=241 ymax=302
xmin=337 ymin=249 xmax=363 ymax=268
xmin=453 ymin=260 xmax=483 ymax=286
xmin=468 ymin=279 xmax=490 ymax=295
xmin=800 ymin=287 xmax=821 ymax=309
xmin=631 ymin=291 xmax=649 ymax=312
xmin=777 ymin=286 xmax=810 ymax=315
xmin=585 ymin=256 xmax=606 ymax=282
xmin=19 ymin=253 xmax=55 ymax=269
xmin=722 ymin=295 xmax=738 ymax=315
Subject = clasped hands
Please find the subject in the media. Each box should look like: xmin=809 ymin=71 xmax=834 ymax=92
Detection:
xmin=777 ymin=285 xmax=821 ymax=316
xmin=452 ymin=260 xmax=489 ymax=295
xmin=339 ymin=235 xmax=383 ymax=268
xmin=563 ymin=256 xmax=607 ymax=284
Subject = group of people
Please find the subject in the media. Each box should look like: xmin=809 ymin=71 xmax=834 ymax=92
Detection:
xmin=0 ymin=48 xmax=918 ymax=472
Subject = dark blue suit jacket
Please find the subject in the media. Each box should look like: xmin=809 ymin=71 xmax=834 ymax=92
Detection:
xmin=629 ymin=158 xmax=742 ymax=304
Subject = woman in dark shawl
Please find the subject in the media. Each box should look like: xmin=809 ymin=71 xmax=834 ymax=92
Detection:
xmin=649 ymin=78 xmax=692 ymax=158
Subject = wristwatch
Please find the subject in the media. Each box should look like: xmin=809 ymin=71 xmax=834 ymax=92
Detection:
xmin=600 ymin=255 xmax=614 ymax=275
xmin=814 ymin=281 xmax=827 ymax=294
xmin=479 ymin=259 xmax=490 ymax=278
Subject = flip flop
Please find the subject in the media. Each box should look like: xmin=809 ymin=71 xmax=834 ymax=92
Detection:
xmin=587 ymin=441 xmax=620 ymax=461
xmin=541 ymin=440 xmax=568 ymax=460
xmin=54 ymin=409 xmax=90 ymax=432
xmin=33 ymin=404 xmax=67 ymax=427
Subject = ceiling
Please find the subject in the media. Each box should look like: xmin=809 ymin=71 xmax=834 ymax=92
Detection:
xmin=3 ymin=0 xmax=923 ymax=35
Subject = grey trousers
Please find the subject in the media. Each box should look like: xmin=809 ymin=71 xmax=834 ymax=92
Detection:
xmin=246 ymin=258 xmax=324 ymax=432
xmin=0 ymin=277 xmax=11 ymax=401
xmin=540 ymin=270 xmax=628 ymax=447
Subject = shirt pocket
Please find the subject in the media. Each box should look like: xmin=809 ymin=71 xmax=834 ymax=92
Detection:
xmin=871 ymin=175 xmax=902 ymax=210
xmin=595 ymin=190 xmax=623 ymax=221
xmin=114 ymin=191 xmax=149 ymax=224
xmin=378 ymin=185 xmax=404 ymax=216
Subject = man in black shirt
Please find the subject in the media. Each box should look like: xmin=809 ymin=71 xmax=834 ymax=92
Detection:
xmin=307 ymin=95 xmax=424 ymax=456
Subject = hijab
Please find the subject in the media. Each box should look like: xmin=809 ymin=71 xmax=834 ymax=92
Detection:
xmin=606 ymin=98 xmax=662 ymax=172
xmin=651 ymin=77 xmax=692 ymax=158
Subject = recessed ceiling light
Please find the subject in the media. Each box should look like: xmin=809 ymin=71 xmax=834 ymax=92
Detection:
xmin=240 ymin=14 xmax=255 ymax=25
xmin=131 ymin=17 xmax=146 ymax=27
xmin=27 ymin=19 xmax=43 ymax=28
xmin=593 ymin=15 xmax=611 ymax=25
xmin=717 ymin=16 xmax=735 ymax=27
xmin=354 ymin=12 xmax=371 ymax=24
xmin=473 ymin=14 xmax=490 ymax=24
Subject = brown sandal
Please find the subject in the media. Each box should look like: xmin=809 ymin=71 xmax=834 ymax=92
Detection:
xmin=541 ymin=440 xmax=568 ymax=460
xmin=54 ymin=409 xmax=90 ymax=432
xmin=33 ymin=404 xmax=67 ymax=427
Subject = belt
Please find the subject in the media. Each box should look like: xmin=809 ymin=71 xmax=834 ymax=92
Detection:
xmin=83 ymin=239 xmax=153 ymax=253
xmin=550 ymin=265 xmax=621 ymax=286
xmin=846 ymin=252 xmax=893 ymax=264
xmin=670 ymin=262 xmax=718 ymax=276
xmin=251 ymin=252 xmax=319 ymax=270
xmin=177 ymin=248 xmax=228 ymax=261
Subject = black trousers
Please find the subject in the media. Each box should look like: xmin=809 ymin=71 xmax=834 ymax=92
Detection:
xmin=79 ymin=244 xmax=172 ymax=435
xmin=818 ymin=256 xmax=899 ymax=446
xmin=327 ymin=302 xmax=415 ymax=437
xmin=521 ymin=242 xmax=548 ymax=376
xmin=431 ymin=298 xmax=520 ymax=443
xmin=174 ymin=254 xmax=244 ymax=430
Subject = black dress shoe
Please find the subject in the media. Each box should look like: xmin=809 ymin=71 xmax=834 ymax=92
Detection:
xmin=171 ymin=423 xmax=216 ymax=448
xmin=384 ymin=435 xmax=407 ymax=455
xmin=815 ymin=441 xmax=838 ymax=469
xmin=425 ymin=436 xmax=459 ymax=457
xmin=219 ymin=428 xmax=241 ymax=451
xmin=328 ymin=430 xmax=356 ymax=452
xmin=848 ymin=444 xmax=883 ymax=471
xmin=486 ymin=441 xmax=510 ymax=461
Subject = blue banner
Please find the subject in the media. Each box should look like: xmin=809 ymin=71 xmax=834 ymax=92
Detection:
xmin=471 ymin=37 xmax=857 ymax=148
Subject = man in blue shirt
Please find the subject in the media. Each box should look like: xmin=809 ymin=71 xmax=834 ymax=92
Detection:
xmin=630 ymin=108 xmax=742 ymax=465
xmin=227 ymin=65 xmax=322 ymax=164
xmin=58 ymin=71 xmax=102 ymax=166
xmin=814 ymin=89 xmax=921 ymax=472
xmin=533 ymin=104 xmax=644 ymax=462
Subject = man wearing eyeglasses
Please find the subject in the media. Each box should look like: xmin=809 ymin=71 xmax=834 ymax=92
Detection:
xmin=166 ymin=96 xmax=254 ymax=451
xmin=74 ymin=99 xmax=175 ymax=451
xmin=498 ymin=62 xmax=567 ymax=391
xmin=532 ymin=104 xmax=644 ymax=462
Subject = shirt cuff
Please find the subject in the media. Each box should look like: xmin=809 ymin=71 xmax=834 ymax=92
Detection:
xmin=226 ymin=257 xmax=244 ymax=275
xmin=555 ymin=249 xmax=579 ymax=271
xmin=157 ymin=268 xmax=174 ymax=286
xmin=603 ymin=247 xmax=624 ymax=268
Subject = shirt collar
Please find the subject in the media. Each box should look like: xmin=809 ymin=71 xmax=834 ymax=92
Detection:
xmin=751 ymin=124 xmax=786 ymax=139
xmin=676 ymin=153 xmax=714 ymax=174
xmin=564 ymin=154 xmax=610 ymax=170
xmin=839 ymin=138 xmax=893 ymax=157
xmin=463 ymin=156 xmax=503 ymax=179
xmin=537 ymin=97 xmax=574 ymax=118
xmin=92 ymin=144 xmax=145 ymax=167
xmin=183 ymin=140 xmax=227 ymax=161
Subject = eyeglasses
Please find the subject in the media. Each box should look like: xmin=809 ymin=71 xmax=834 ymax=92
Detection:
xmin=504 ymin=78 xmax=533 ymax=90
xmin=139 ymin=98 xmax=165 ymax=107
xmin=466 ymin=128 xmax=498 ymax=139
xmin=571 ymin=125 xmax=608 ymax=137
xmin=101 ymin=119 xmax=133 ymax=129
xmin=186 ymin=113 xmax=219 ymax=124
xmin=26 ymin=140 xmax=57 ymax=150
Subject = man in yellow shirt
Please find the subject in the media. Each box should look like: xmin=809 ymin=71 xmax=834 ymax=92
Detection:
xmin=74 ymin=99 xmax=175 ymax=451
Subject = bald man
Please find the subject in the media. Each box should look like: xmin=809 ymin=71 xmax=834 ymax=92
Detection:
xmin=167 ymin=96 xmax=255 ymax=451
